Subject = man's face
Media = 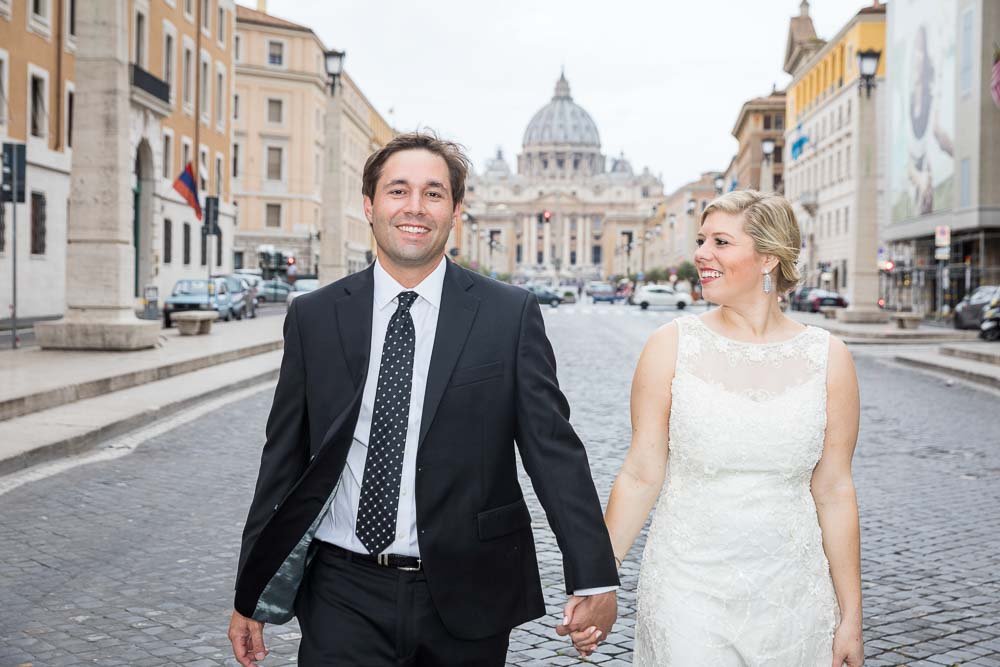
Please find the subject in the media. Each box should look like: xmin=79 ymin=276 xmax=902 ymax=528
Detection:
xmin=364 ymin=149 xmax=459 ymax=270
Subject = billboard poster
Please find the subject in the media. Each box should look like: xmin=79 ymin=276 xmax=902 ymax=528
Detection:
xmin=888 ymin=0 xmax=956 ymax=224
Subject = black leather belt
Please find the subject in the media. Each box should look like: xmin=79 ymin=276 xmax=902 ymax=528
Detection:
xmin=318 ymin=541 xmax=422 ymax=571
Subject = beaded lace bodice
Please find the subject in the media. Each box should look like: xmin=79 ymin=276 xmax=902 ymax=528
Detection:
xmin=634 ymin=315 xmax=839 ymax=667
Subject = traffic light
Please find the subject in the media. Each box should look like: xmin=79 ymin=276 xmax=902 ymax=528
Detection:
xmin=884 ymin=260 xmax=895 ymax=271
xmin=543 ymin=210 xmax=552 ymax=221
xmin=287 ymin=256 xmax=296 ymax=265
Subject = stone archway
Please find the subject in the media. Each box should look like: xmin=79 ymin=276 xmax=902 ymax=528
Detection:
xmin=133 ymin=139 xmax=156 ymax=298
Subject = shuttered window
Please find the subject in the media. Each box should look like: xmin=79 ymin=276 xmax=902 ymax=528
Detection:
xmin=30 ymin=191 xmax=46 ymax=254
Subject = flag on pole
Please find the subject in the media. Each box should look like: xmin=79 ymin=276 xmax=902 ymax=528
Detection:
xmin=172 ymin=162 xmax=202 ymax=220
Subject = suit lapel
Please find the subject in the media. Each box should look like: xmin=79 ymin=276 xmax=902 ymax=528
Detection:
xmin=419 ymin=261 xmax=479 ymax=447
xmin=334 ymin=266 xmax=374 ymax=390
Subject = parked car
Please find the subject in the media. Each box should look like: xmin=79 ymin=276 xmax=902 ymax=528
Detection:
xmin=591 ymin=283 xmax=623 ymax=303
xmin=214 ymin=274 xmax=251 ymax=320
xmin=804 ymin=289 xmax=848 ymax=312
xmin=585 ymin=281 xmax=606 ymax=297
xmin=257 ymin=278 xmax=294 ymax=303
xmin=953 ymin=285 xmax=999 ymax=329
xmin=525 ymin=284 xmax=563 ymax=307
xmin=162 ymin=278 xmax=237 ymax=327
xmin=634 ymin=284 xmax=691 ymax=310
xmin=286 ymin=278 xmax=320 ymax=305
xmin=790 ymin=286 xmax=821 ymax=311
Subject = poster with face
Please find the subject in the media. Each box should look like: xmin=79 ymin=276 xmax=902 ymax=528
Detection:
xmin=888 ymin=0 xmax=956 ymax=224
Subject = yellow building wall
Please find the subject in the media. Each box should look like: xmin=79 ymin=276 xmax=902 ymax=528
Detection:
xmin=788 ymin=19 xmax=886 ymax=129
xmin=0 ymin=1 xmax=76 ymax=149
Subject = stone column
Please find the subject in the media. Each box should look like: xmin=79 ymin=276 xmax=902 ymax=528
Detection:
xmin=542 ymin=219 xmax=552 ymax=267
xmin=529 ymin=217 xmax=538 ymax=265
xmin=575 ymin=216 xmax=584 ymax=266
xmin=521 ymin=215 xmax=530 ymax=268
xmin=36 ymin=0 xmax=159 ymax=350
xmin=561 ymin=215 xmax=571 ymax=268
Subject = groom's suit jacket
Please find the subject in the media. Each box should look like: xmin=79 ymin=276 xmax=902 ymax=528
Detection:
xmin=234 ymin=260 xmax=619 ymax=640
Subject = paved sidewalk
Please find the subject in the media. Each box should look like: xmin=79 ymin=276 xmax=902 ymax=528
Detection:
xmin=787 ymin=310 xmax=981 ymax=343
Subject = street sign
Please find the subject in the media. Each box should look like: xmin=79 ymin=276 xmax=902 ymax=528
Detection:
xmin=1 ymin=142 xmax=27 ymax=203
xmin=934 ymin=246 xmax=950 ymax=261
xmin=935 ymin=226 xmax=950 ymax=247
xmin=203 ymin=195 xmax=221 ymax=235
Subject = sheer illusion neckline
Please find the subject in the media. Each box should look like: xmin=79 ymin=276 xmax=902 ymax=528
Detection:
xmin=692 ymin=315 xmax=811 ymax=347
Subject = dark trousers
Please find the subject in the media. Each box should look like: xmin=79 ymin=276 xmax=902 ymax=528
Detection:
xmin=295 ymin=543 xmax=510 ymax=666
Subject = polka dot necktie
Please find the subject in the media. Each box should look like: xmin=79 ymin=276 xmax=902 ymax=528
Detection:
xmin=356 ymin=291 xmax=418 ymax=556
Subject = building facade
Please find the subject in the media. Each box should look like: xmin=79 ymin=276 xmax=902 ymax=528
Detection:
xmin=650 ymin=172 xmax=724 ymax=271
xmin=134 ymin=0 xmax=236 ymax=303
xmin=0 ymin=0 xmax=76 ymax=321
xmin=232 ymin=4 xmax=326 ymax=277
xmin=464 ymin=72 xmax=662 ymax=282
xmin=881 ymin=0 xmax=1000 ymax=316
xmin=731 ymin=89 xmax=787 ymax=193
xmin=783 ymin=1 xmax=887 ymax=308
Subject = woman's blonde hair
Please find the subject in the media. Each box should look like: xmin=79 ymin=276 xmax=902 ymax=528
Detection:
xmin=700 ymin=189 xmax=801 ymax=294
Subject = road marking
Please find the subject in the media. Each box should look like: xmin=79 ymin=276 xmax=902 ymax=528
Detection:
xmin=0 ymin=381 xmax=275 ymax=497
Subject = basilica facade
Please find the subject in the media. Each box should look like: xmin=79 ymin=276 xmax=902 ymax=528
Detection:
xmin=462 ymin=73 xmax=662 ymax=282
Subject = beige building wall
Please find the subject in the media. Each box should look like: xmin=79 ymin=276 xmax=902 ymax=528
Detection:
xmin=731 ymin=91 xmax=786 ymax=193
xmin=233 ymin=5 xmax=326 ymax=275
xmin=0 ymin=0 xmax=77 ymax=320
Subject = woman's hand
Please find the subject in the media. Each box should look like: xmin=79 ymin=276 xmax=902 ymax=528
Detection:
xmin=831 ymin=619 xmax=864 ymax=667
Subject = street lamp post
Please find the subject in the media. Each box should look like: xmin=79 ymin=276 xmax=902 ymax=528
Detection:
xmin=761 ymin=138 xmax=775 ymax=192
xmin=319 ymin=49 xmax=347 ymax=285
xmin=838 ymin=47 xmax=887 ymax=323
xmin=714 ymin=175 xmax=725 ymax=195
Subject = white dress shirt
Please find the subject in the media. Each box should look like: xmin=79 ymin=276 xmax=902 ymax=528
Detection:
xmin=313 ymin=256 xmax=616 ymax=596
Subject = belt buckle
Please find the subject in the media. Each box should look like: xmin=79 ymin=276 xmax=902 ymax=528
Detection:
xmin=377 ymin=553 xmax=390 ymax=567
xmin=398 ymin=559 xmax=421 ymax=572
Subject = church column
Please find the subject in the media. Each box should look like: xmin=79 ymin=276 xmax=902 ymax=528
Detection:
xmin=562 ymin=215 xmax=571 ymax=268
xmin=521 ymin=215 xmax=531 ymax=268
xmin=542 ymin=218 xmax=552 ymax=267
xmin=575 ymin=215 xmax=585 ymax=266
xmin=529 ymin=216 xmax=538 ymax=265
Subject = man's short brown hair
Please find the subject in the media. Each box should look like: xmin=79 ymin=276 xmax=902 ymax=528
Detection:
xmin=362 ymin=131 xmax=471 ymax=208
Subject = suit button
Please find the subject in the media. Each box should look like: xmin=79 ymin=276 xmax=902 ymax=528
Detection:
xmin=273 ymin=504 xmax=279 ymax=512
xmin=417 ymin=467 xmax=422 ymax=473
xmin=420 ymin=529 xmax=426 ymax=535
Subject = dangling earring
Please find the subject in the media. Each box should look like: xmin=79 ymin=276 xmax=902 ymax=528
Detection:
xmin=763 ymin=271 xmax=773 ymax=294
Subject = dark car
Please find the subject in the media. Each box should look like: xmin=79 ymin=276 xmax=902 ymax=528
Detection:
xmin=525 ymin=285 xmax=563 ymax=307
xmin=790 ymin=286 xmax=821 ymax=311
xmin=804 ymin=289 xmax=848 ymax=312
xmin=162 ymin=278 xmax=238 ymax=327
xmin=257 ymin=278 xmax=294 ymax=303
xmin=953 ymin=285 xmax=999 ymax=329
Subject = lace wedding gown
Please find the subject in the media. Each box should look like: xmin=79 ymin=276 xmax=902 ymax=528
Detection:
xmin=634 ymin=315 xmax=839 ymax=666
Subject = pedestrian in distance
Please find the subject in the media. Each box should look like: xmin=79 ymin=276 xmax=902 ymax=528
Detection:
xmin=567 ymin=190 xmax=864 ymax=666
xmin=228 ymin=131 xmax=619 ymax=666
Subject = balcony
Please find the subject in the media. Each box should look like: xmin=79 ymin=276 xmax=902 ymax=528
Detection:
xmin=799 ymin=190 xmax=818 ymax=217
xmin=130 ymin=64 xmax=171 ymax=116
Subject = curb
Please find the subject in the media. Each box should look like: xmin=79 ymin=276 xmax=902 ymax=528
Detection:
xmin=893 ymin=354 xmax=1000 ymax=391
xmin=0 ymin=339 xmax=281 ymax=422
xmin=0 ymin=367 xmax=278 ymax=478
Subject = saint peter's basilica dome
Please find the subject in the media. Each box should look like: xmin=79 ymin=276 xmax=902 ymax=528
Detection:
xmin=522 ymin=72 xmax=601 ymax=148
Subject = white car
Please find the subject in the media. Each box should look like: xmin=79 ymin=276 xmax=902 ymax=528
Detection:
xmin=285 ymin=278 xmax=319 ymax=305
xmin=634 ymin=284 xmax=691 ymax=310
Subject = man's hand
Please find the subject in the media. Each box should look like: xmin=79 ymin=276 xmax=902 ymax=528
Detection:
xmin=555 ymin=591 xmax=617 ymax=656
xmin=228 ymin=609 xmax=268 ymax=667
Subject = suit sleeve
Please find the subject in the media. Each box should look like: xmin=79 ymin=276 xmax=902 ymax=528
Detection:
xmin=236 ymin=298 xmax=311 ymax=582
xmin=513 ymin=295 xmax=620 ymax=593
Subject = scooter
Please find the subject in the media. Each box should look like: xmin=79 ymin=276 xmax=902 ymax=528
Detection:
xmin=979 ymin=297 xmax=1000 ymax=341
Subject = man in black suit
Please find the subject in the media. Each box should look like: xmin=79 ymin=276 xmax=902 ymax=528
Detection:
xmin=228 ymin=132 xmax=618 ymax=666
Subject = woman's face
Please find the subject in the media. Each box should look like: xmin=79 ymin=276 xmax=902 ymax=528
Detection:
xmin=694 ymin=211 xmax=774 ymax=304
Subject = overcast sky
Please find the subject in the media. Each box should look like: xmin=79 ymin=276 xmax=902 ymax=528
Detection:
xmin=238 ymin=1 xmax=869 ymax=193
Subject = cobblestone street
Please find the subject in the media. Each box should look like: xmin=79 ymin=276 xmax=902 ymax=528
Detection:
xmin=2 ymin=305 xmax=999 ymax=666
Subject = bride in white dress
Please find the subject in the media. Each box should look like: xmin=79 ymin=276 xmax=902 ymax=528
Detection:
xmin=570 ymin=191 xmax=864 ymax=666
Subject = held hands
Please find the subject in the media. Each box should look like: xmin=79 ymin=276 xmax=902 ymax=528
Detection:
xmin=831 ymin=619 xmax=864 ymax=667
xmin=555 ymin=591 xmax=617 ymax=657
xmin=228 ymin=609 xmax=268 ymax=667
